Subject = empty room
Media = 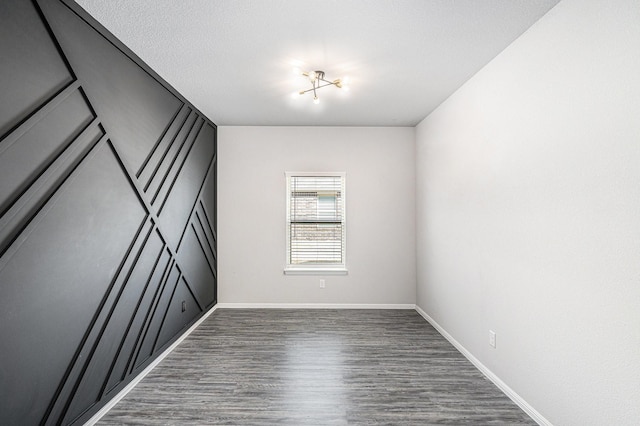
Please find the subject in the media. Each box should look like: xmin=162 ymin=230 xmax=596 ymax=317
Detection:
xmin=0 ymin=0 xmax=638 ymax=425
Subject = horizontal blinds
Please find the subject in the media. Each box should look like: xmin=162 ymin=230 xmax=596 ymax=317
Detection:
xmin=289 ymin=176 xmax=344 ymax=265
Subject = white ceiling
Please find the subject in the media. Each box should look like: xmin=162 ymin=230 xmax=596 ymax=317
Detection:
xmin=75 ymin=0 xmax=560 ymax=127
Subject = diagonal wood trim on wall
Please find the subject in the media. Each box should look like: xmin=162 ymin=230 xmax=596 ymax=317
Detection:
xmin=0 ymin=1 xmax=217 ymax=425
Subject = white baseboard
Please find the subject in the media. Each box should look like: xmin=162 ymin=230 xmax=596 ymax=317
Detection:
xmin=83 ymin=305 xmax=219 ymax=426
xmin=414 ymin=305 xmax=552 ymax=426
xmin=216 ymin=302 xmax=416 ymax=310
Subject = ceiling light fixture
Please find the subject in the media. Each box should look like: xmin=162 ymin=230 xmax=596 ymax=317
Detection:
xmin=295 ymin=69 xmax=343 ymax=104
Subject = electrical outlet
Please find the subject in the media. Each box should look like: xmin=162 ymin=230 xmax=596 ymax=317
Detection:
xmin=489 ymin=330 xmax=496 ymax=348
xmin=319 ymin=279 xmax=325 ymax=288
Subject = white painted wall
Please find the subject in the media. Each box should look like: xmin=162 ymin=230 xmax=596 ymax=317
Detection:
xmin=415 ymin=0 xmax=640 ymax=424
xmin=218 ymin=126 xmax=416 ymax=305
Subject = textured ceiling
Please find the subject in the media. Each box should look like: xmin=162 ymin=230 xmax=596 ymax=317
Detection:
xmin=75 ymin=0 xmax=560 ymax=126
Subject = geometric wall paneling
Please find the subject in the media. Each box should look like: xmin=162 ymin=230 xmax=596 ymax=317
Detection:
xmin=199 ymin=152 xmax=218 ymax=234
xmin=0 ymin=139 xmax=148 ymax=426
xmin=0 ymin=85 xmax=94 ymax=214
xmin=177 ymin=196 xmax=217 ymax=310
xmin=48 ymin=219 xmax=160 ymax=425
xmin=0 ymin=0 xmax=216 ymax=424
xmin=0 ymin=0 xmax=74 ymax=138
xmin=103 ymin=232 xmax=173 ymax=397
xmin=145 ymin=111 xmax=201 ymax=209
xmin=193 ymin=198 xmax=217 ymax=275
xmin=154 ymin=276 xmax=203 ymax=356
xmin=131 ymin=261 xmax=182 ymax=371
xmin=0 ymin=93 xmax=103 ymax=258
xmin=158 ymin=122 xmax=216 ymax=251
xmin=37 ymin=0 xmax=184 ymax=174
xmin=137 ymin=103 xmax=192 ymax=188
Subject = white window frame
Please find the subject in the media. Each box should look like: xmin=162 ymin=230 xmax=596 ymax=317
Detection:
xmin=284 ymin=171 xmax=347 ymax=275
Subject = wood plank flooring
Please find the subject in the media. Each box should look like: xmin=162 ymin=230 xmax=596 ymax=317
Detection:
xmin=97 ymin=309 xmax=535 ymax=425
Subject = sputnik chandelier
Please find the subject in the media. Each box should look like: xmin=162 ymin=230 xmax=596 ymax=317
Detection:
xmin=295 ymin=69 xmax=344 ymax=104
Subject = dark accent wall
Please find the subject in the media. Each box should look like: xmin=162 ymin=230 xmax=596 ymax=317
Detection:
xmin=0 ymin=1 xmax=217 ymax=424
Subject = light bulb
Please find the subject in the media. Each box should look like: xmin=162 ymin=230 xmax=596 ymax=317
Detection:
xmin=342 ymin=76 xmax=350 ymax=91
xmin=313 ymin=96 xmax=320 ymax=104
xmin=308 ymin=71 xmax=317 ymax=81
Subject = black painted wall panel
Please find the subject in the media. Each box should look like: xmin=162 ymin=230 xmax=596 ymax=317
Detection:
xmin=149 ymin=114 xmax=202 ymax=209
xmin=0 ymin=0 xmax=73 ymax=136
xmin=138 ymin=105 xmax=192 ymax=189
xmin=0 ymin=0 xmax=216 ymax=424
xmin=0 ymin=120 xmax=104 ymax=256
xmin=194 ymin=206 xmax=216 ymax=270
xmin=180 ymin=223 xmax=217 ymax=309
xmin=38 ymin=0 xmax=184 ymax=174
xmin=133 ymin=263 xmax=182 ymax=370
xmin=60 ymin=220 xmax=159 ymax=424
xmin=159 ymin=122 xmax=216 ymax=249
xmin=154 ymin=276 xmax=203 ymax=352
xmin=0 ymin=141 xmax=147 ymax=425
xmin=103 ymin=237 xmax=172 ymax=395
xmin=43 ymin=217 xmax=155 ymax=425
xmin=0 ymin=89 xmax=93 ymax=214
xmin=200 ymin=156 xmax=218 ymax=233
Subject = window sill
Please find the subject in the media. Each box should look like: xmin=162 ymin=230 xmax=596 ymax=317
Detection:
xmin=284 ymin=268 xmax=348 ymax=276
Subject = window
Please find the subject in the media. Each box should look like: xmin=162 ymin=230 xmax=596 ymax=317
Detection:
xmin=285 ymin=172 xmax=347 ymax=274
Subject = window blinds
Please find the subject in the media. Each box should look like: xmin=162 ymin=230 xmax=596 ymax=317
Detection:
xmin=288 ymin=175 xmax=345 ymax=266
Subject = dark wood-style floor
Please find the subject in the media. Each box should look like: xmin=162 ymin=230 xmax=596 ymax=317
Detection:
xmin=97 ymin=309 xmax=535 ymax=425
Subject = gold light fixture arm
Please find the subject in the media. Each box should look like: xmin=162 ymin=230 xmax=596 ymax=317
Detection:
xmin=298 ymin=81 xmax=341 ymax=95
xmin=296 ymin=69 xmax=344 ymax=104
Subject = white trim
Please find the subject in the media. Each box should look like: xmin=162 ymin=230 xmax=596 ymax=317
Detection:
xmin=83 ymin=305 xmax=219 ymax=426
xmin=217 ymin=303 xmax=416 ymax=310
xmin=414 ymin=305 xmax=553 ymax=426
xmin=283 ymin=268 xmax=348 ymax=275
